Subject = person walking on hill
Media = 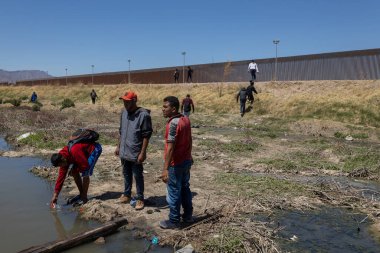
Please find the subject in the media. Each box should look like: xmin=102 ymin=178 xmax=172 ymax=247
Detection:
xmin=246 ymin=80 xmax=258 ymax=105
xmin=181 ymin=94 xmax=195 ymax=117
xmin=90 ymin=89 xmax=98 ymax=104
xmin=30 ymin=91 xmax=38 ymax=102
xmin=115 ymin=91 xmax=153 ymax=210
xmin=174 ymin=69 xmax=180 ymax=83
xmin=187 ymin=66 xmax=193 ymax=83
xmin=236 ymin=87 xmax=248 ymax=117
xmin=50 ymin=136 xmax=102 ymax=208
xmin=159 ymin=96 xmax=193 ymax=229
xmin=248 ymin=60 xmax=259 ymax=81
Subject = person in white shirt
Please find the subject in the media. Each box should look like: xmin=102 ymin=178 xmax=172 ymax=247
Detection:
xmin=248 ymin=60 xmax=259 ymax=81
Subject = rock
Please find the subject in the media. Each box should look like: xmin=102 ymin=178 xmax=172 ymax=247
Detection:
xmin=94 ymin=237 xmax=106 ymax=245
xmin=175 ymin=244 xmax=194 ymax=253
xmin=345 ymin=135 xmax=354 ymax=141
xmin=146 ymin=209 xmax=154 ymax=214
xmin=290 ymin=235 xmax=298 ymax=241
xmin=16 ymin=132 xmax=35 ymax=141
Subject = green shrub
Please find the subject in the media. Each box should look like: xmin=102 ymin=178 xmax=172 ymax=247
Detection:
xmin=60 ymin=98 xmax=75 ymax=110
xmin=20 ymin=95 xmax=29 ymax=100
xmin=32 ymin=104 xmax=41 ymax=111
xmin=4 ymin=98 xmax=22 ymax=106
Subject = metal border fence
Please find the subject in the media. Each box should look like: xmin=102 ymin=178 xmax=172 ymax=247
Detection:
xmin=7 ymin=48 xmax=380 ymax=86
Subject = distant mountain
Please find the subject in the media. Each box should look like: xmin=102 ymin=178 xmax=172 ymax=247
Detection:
xmin=0 ymin=69 xmax=51 ymax=83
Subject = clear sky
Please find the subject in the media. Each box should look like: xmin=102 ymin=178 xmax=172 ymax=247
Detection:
xmin=0 ymin=0 xmax=379 ymax=76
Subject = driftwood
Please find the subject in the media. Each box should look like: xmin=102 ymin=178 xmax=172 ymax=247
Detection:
xmin=18 ymin=218 xmax=128 ymax=253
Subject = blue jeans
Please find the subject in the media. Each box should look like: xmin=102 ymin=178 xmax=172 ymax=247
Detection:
xmin=166 ymin=160 xmax=193 ymax=223
xmin=121 ymin=159 xmax=144 ymax=200
xmin=81 ymin=143 xmax=102 ymax=177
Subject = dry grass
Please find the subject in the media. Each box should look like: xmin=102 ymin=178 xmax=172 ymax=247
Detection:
xmin=1 ymin=80 xmax=380 ymax=125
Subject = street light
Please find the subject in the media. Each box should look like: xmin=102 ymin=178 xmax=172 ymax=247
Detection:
xmin=273 ymin=40 xmax=280 ymax=81
xmin=182 ymin=51 xmax=186 ymax=83
xmin=91 ymin=65 xmax=94 ymax=84
xmin=65 ymin=68 xmax=68 ymax=85
xmin=128 ymin=59 xmax=131 ymax=84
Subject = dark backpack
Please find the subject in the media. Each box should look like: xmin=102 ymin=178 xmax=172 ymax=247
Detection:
xmin=68 ymin=129 xmax=99 ymax=153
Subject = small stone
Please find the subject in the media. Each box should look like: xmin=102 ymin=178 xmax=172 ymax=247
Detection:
xmin=345 ymin=135 xmax=354 ymax=141
xmin=146 ymin=209 xmax=154 ymax=214
xmin=175 ymin=244 xmax=194 ymax=253
xmin=94 ymin=237 xmax=105 ymax=245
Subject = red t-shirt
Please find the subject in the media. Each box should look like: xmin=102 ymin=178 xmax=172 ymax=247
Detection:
xmin=164 ymin=115 xmax=192 ymax=166
xmin=54 ymin=143 xmax=95 ymax=194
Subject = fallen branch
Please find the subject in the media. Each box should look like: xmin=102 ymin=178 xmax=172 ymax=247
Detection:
xmin=19 ymin=218 xmax=128 ymax=253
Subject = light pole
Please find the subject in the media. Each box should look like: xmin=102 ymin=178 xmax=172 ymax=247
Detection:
xmin=273 ymin=40 xmax=280 ymax=81
xmin=91 ymin=65 xmax=94 ymax=84
xmin=182 ymin=51 xmax=186 ymax=83
xmin=128 ymin=59 xmax=131 ymax=84
xmin=65 ymin=68 xmax=68 ymax=85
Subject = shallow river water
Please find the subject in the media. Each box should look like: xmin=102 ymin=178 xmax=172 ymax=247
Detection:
xmin=0 ymin=138 xmax=170 ymax=253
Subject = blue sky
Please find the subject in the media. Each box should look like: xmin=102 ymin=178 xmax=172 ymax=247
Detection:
xmin=0 ymin=0 xmax=379 ymax=76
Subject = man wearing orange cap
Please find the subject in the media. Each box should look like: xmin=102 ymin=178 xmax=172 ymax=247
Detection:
xmin=115 ymin=91 xmax=153 ymax=210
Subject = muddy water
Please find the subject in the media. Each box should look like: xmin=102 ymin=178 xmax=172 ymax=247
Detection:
xmin=0 ymin=139 xmax=170 ymax=253
xmin=271 ymin=208 xmax=380 ymax=253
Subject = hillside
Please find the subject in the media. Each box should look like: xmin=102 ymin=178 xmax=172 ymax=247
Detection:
xmin=0 ymin=69 xmax=51 ymax=83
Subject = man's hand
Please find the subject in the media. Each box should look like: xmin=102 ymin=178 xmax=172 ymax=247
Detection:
xmin=50 ymin=194 xmax=58 ymax=208
xmin=161 ymin=170 xmax=169 ymax=183
xmin=137 ymin=151 xmax=146 ymax=164
xmin=114 ymin=147 xmax=120 ymax=156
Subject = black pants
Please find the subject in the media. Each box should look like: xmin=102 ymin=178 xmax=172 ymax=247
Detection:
xmin=174 ymin=76 xmax=179 ymax=83
xmin=91 ymin=98 xmax=96 ymax=104
xmin=187 ymin=74 xmax=192 ymax=82
xmin=250 ymin=69 xmax=257 ymax=80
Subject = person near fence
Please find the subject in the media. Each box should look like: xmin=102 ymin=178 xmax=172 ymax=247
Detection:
xmin=115 ymin=91 xmax=153 ymax=210
xmin=187 ymin=66 xmax=193 ymax=83
xmin=248 ymin=60 xmax=259 ymax=81
xmin=174 ymin=68 xmax=180 ymax=83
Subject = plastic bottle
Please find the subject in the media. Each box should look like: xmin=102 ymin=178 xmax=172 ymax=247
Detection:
xmin=151 ymin=236 xmax=159 ymax=245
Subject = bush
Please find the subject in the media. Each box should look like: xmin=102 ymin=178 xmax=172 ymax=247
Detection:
xmin=32 ymin=104 xmax=41 ymax=111
xmin=33 ymin=100 xmax=43 ymax=107
xmin=20 ymin=95 xmax=29 ymax=100
xmin=4 ymin=98 xmax=22 ymax=106
xmin=60 ymin=98 xmax=75 ymax=110
xmin=0 ymin=98 xmax=2 ymax=104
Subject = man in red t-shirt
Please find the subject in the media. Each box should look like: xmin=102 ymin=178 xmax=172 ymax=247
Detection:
xmin=50 ymin=142 xmax=102 ymax=208
xmin=160 ymin=96 xmax=193 ymax=229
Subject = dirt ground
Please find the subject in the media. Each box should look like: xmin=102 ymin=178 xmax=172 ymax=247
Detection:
xmin=1 ymin=80 xmax=380 ymax=252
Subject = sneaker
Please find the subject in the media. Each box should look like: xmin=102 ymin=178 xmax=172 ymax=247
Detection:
xmin=183 ymin=216 xmax=194 ymax=223
xmin=159 ymin=220 xmax=180 ymax=229
xmin=118 ymin=194 xmax=131 ymax=204
xmin=66 ymin=195 xmax=81 ymax=205
xmin=135 ymin=200 xmax=145 ymax=210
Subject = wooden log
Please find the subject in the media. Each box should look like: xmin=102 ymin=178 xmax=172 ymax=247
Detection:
xmin=18 ymin=218 xmax=128 ymax=253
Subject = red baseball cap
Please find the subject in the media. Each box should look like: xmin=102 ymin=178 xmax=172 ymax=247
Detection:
xmin=119 ymin=91 xmax=137 ymax=101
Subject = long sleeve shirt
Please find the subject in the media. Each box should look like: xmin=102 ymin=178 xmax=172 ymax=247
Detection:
xmin=54 ymin=143 xmax=95 ymax=194
xmin=248 ymin=62 xmax=259 ymax=72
